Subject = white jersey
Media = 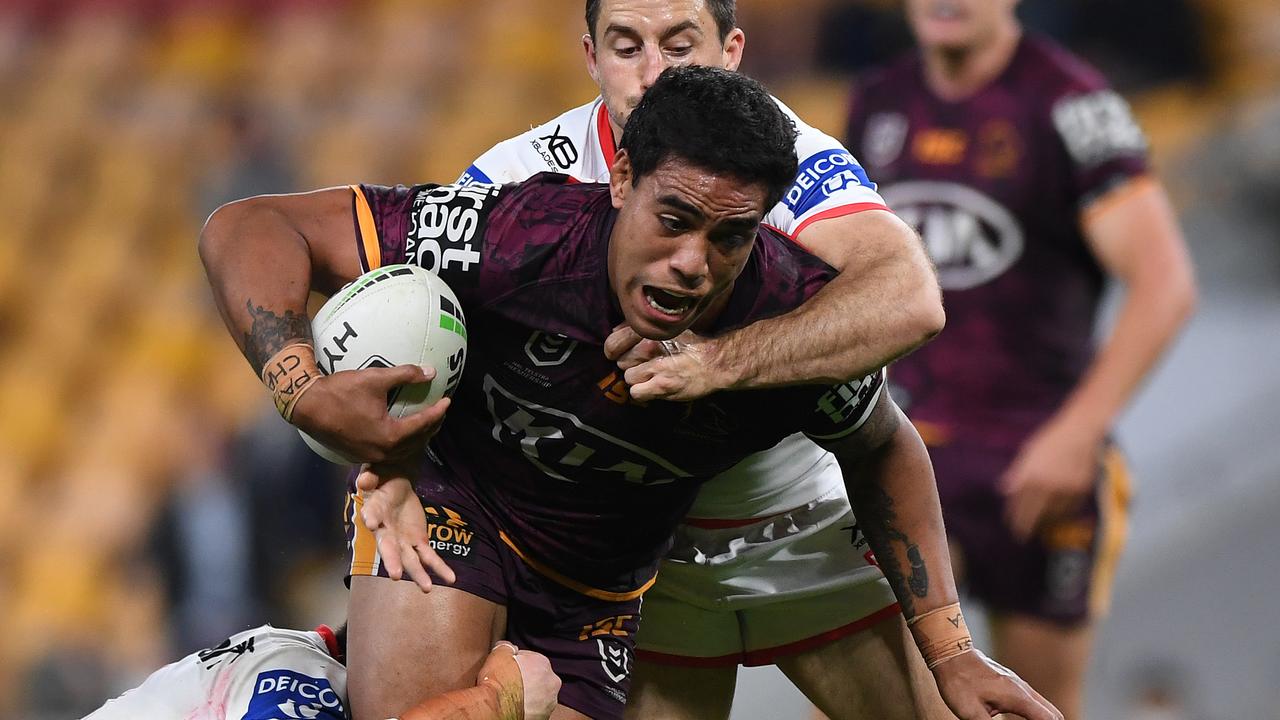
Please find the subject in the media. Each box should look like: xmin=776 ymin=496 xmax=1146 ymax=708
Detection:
xmin=84 ymin=625 xmax=347 ymax=720
xmin=463 ymin=96 xmax=888 ymax=519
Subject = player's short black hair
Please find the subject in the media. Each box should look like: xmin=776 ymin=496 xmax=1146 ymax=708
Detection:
xmin=586 ymin=0 xmax=737 ymax=41
xmin=620 ymin=65 xmax=798 ymax=212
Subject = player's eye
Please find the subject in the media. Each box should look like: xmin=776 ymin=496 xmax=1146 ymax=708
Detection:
xmin=615 ymin=44 xmax=641 ymax=58
xmin=666 ymin=45 xmax=693 ymax=57
xmin=659 ymin=215 xmax=687 ymax=233
xmin=717 ymin=233 xmax=753 ymax=250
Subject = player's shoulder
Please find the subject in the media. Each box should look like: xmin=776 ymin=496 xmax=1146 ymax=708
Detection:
xmin=486 ymin=173 xmax=614 ymax=267
xmin=731 ymin=225 xmax=836 ymax=322
xmin=469 ymin=98 xmax=602 ymax=182
xmin=1014 ymin=33 xmax=1114 ymax=100
xmin=856 ymin=49 xmax=922 ymax=96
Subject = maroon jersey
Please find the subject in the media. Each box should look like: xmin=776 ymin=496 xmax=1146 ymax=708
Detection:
xmin=847 ymin=34 xmax=1148 ymax=449
xmin=353 ymin=173 xmax=885 ymax=597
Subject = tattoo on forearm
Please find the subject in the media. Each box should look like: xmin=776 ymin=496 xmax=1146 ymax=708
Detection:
xmin=851 ymin=479 xmax=930 ymax=617
xmin=243 ymin=300 xmax=311 ymax=375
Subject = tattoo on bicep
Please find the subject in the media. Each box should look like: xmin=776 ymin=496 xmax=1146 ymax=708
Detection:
xmin=851 ymin=479 xmax=929 ymax=617
xmin=243 ymin=300 xmax=311 ymax=375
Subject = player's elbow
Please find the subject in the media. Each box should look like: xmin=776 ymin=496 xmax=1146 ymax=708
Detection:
xmin=198 ymin=196 xmax=276 ymax=268
xmin=900 ymin=276 xmax=946 ymax=352
xmin=913 ymin=283 xmax=947 ymax=343
xmin=1169 ymin=258 xmax=1199 ymax=327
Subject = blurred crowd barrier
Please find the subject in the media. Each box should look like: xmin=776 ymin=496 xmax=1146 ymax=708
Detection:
xmin=0 ymin=1 xmax=1275 ymax=717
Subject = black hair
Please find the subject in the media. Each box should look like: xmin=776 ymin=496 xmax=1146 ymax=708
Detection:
xmin=619 ymin=65 xmax=797 ymax=212
xmin=586 ymin=0 xmax=737 ymax=41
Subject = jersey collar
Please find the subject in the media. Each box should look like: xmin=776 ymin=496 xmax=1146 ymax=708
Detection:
xmin=596 ymin=100 xmax=617 ymax=169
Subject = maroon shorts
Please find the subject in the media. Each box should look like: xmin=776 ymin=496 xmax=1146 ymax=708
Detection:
xmin=345 ymin=479 xmax=641 ymax=720
xmin=931 ymin=442 xmax=1132 ymax=625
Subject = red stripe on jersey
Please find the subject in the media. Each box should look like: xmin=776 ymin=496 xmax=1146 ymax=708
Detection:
xmin=681 ymin=503 xmax=805 ymax=529
xmin=597 ymin=102 xmax=617 ymax=168
xmin=789 ymin=202 xmax=891 ymax=244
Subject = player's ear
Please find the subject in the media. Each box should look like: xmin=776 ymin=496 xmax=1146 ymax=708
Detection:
xmin=584 ymin=33 xmax=601 ymax=83
xmin=609 ymin=150 xmax=632 ymax=209
xmin=722 ymin=28 xmax=745 ymax=71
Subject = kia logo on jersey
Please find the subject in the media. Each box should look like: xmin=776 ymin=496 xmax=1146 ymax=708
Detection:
xmin=880 ymin=181 xmax=1024 ymax=290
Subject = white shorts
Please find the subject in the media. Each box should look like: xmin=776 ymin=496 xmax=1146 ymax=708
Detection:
xmin=635 ymin=486 xmax=900 ymax=666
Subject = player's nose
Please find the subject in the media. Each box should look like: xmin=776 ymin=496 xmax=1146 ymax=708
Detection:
xmin=639 ymin=48 xmax=666 ymax=91
xmin=667 ymin=236 xmax=709 ymax=289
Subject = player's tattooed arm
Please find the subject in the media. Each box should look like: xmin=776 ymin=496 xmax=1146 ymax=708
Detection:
xmin=242 ymin=301 xmax=313 ymax=376
xmin=821 ymin=394 xmax=959 ymax=620
xmin=200 ymin=187 xmax=364 ymax=370
xmin=849 ymin=470 xmax=930 ymax=616
xmin=201 ymin=187 xmax=442 ymax=461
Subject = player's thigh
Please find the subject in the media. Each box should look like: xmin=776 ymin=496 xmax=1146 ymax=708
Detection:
xmin=347 ymin=576 xmax=506 ymax=720
xmin=624 ymin=661 xmax=738 ymax=720
xmin=990 ymin=613 xmax=1092 ymax=719
xmin=776 ymin=612 xmax=951 ymax=720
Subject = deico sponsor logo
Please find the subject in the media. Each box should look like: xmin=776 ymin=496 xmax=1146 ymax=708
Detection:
xmin=483 ymin=375 xmax=691 ymax=486
xmin=406 ymin=183 xmax=502 ymax=281
xmin=783 ymin=149 xmax=875 ymax=217
xmin=880 ymin=181 xmax=1024 ymax=290
xmin=247 ymin=670 xmax=344 ymax=719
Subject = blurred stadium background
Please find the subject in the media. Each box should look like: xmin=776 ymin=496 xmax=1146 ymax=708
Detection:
xmin=0 ymin=1 xmax=1276 ymax=718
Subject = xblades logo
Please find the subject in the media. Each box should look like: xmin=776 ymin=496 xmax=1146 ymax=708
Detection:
xmin=537 ymin=125 xmax=579 ymax=169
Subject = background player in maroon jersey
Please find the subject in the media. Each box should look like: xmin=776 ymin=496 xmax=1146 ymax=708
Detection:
xmin=846 ymin=1 xmax=1197 ymax=717
xmin=201 ymin=67 xmax=1060 ymax=720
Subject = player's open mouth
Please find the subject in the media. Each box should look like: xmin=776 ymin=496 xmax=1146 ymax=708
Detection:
xmin=642 ymin=286 xmax=696 ymax=319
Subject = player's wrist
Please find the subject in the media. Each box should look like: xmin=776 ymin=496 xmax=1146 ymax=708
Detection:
xmin=478 ymin=676 xmax=524 ymax=720
xmin=907 ymin=602 xmax=974 ymax=670
xmin=702 ymin=334 xmax=751 ymax=391
xmin=260 ymin=341 xmax=321 ymax=424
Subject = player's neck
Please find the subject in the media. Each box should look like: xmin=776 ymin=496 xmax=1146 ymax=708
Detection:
xmin=921 ymin=23 xmax=1022 ymax=102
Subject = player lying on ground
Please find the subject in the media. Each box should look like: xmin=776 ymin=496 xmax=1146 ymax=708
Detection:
xmin=83 ymin=624 xmax=560 ymax=719
xmin=455 ymin=1 xmax=949 ymax=716
xmin=200 ymin=66 xmax=1060 ymax=720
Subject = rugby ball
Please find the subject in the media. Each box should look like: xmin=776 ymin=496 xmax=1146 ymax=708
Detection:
xmin=299 ymin=264 xmax=468 ymax=464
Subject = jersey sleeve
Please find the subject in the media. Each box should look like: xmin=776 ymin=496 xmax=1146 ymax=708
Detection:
xmin=799 ymin=367 xmax=887 ymax=442
xmin=1049 ymin=81 xmax=1150 ymax=209
xmin=352 ymin=181 xmax=507 ymax=298
xmin=766 ymin=101 xmax=889 ymax=238
xmin=459 ymin=133 xmax=553 ymax=185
